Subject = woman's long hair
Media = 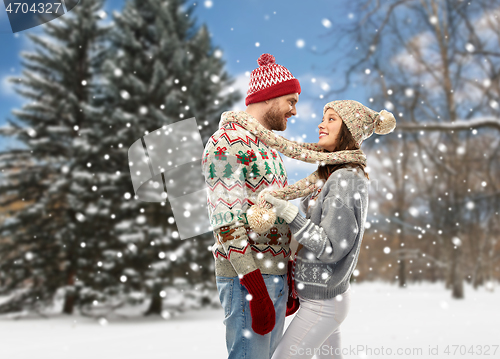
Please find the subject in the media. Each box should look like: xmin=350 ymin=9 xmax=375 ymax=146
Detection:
xmin=317 ymin=121 xmax=369 ymax=180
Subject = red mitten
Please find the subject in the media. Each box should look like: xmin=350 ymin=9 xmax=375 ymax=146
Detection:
xmin=286 ymin=295 xmax=300 ymax=316
xmin=239 ymin=269 xmax=276 ymax=335
xmin=286 ymin=260 xmax=300 ymax=316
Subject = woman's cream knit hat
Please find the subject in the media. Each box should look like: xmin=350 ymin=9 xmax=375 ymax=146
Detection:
xmin=324 ymin=100 xmax=396 ymax=148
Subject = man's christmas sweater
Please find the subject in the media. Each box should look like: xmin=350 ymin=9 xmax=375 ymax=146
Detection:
xmin=202 ymin=111 xmax=292 ymax=277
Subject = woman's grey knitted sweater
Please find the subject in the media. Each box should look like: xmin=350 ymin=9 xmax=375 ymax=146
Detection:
xmin=289 ymin=168 xmax=369 ymax=300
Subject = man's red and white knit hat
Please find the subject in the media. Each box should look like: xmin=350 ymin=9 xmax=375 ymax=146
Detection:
xmin=245 ymin=54 xmax=301 ymax=106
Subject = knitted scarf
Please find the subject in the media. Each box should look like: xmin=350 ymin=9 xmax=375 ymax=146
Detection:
xmin=218 ymin=111 xmax=367 ymax=234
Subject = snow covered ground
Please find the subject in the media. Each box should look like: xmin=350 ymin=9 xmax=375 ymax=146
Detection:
xmin=1 ymin=281 xmax=499 ymax=359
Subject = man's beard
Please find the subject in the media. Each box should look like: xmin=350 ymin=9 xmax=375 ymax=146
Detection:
xmin=263 ymin=104 xmax=289 ymax=131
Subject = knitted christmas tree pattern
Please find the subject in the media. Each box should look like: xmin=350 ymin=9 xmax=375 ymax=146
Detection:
xmin=264 ymin=162 xmax=273 ymax=175
xmin=279 ymin=163 xmax=285 ymax=176
xmin=208 ymin=163 xmax=216 ymax=179
xmin=250 ymin=163 xmax=260 ymax=179
xmin=239 ymin=167 xmax=248 ymax=181
xmin=222 ymin=163 xmax=233 ymax=179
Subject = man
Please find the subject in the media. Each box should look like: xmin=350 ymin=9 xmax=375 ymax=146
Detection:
xmin=202 ymin=53 xmax=300 ymax=359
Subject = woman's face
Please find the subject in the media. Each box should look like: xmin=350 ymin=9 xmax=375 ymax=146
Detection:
xmin=318 ymin=108 xmax=343 ymax=152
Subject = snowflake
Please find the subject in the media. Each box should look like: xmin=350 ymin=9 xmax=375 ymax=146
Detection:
xmin=295 ymin=262 xmax=308 ymax=280
xmin=311 ymin=267 xmax=320 ymax=280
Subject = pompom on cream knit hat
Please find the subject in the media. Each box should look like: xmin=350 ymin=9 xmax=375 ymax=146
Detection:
xmin=323 ymin=100 xmax=396 ymax=148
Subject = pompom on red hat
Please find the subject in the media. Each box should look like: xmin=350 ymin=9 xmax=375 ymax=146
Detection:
xmin=245 ymin=54 xmax=301 ymax=106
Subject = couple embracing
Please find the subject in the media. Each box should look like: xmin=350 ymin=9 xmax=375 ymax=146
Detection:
xmin=202 ymin=53 xmax=396 ymax=359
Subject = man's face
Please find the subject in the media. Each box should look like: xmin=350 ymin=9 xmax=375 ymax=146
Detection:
xmin=262 ymin=93 xmax=299 ymax=131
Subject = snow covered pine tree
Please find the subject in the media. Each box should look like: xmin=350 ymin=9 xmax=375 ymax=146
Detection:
xmin=81 ymin=0 xmax=240 ymax=316
xmin=0 ymin=0 xmax=110 ymax=315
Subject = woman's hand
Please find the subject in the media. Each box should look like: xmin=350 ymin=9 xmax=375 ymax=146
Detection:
xmin=286 ymin=260 xmax=300 ymax=316
xmin=263 ymin=194 xmax=299 ymax=224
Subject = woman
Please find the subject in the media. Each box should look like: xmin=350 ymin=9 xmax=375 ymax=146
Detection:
xmin=217 ymin=99 xmax=395 ymax=358
xmin=261 ymin=100 xmax=396 ymax=359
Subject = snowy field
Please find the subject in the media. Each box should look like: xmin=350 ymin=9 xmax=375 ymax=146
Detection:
xmin=1 ymin=281 xmax=499 ymax=359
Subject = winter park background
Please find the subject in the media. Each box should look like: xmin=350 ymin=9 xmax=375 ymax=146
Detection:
xmin=0 ymin=0 xmax=499 ymax=358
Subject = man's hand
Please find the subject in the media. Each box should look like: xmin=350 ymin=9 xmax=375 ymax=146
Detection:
xmin=239 ymin=269 xmax=276 ymax=335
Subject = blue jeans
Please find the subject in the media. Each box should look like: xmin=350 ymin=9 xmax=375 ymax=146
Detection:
xmin=216 ymin=273 xmax=287 ymax=359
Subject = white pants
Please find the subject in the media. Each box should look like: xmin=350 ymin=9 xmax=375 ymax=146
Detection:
xmin=272 ymin=285 xmax=351 ymax=359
